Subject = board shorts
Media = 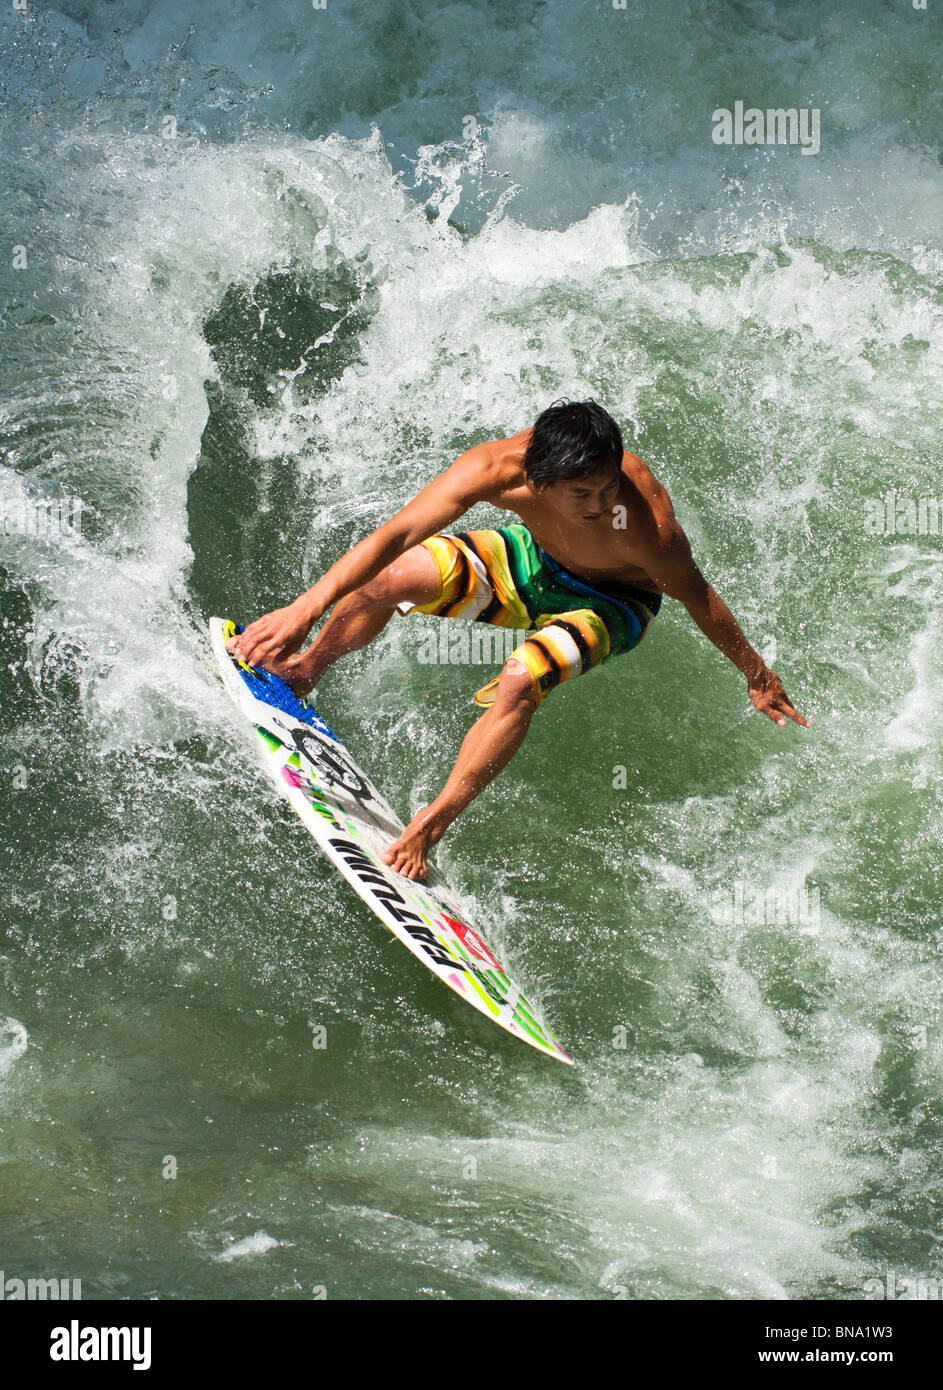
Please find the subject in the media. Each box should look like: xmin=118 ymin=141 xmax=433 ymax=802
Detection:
xmin=400 ymin=524 xmax=661 ymax=707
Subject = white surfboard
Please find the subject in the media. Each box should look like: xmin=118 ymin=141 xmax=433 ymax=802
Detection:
xmin=209 ymin=618 xmax=573 ymax=1064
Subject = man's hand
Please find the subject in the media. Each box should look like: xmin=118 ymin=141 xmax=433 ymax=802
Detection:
xmin=640 ymin=523 xmax=810 ymax=732
xmin=227 ymin=595 xmax=321 ymax=668
xmin=747 ymin=666 xmax=809 ymax=728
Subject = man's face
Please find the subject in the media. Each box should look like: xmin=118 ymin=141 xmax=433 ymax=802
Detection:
xmin=541 ymin=460 xmax=622 ymax=527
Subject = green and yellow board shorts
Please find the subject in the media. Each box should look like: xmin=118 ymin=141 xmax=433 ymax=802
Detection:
xmin=402 ymin=524 xmax=661 ymax=707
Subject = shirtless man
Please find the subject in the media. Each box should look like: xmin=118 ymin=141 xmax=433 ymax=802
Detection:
xmin=228 ymin=399 xmax=807 ymax=880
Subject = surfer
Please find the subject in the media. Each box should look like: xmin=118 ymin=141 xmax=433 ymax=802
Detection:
xmin=228 ymin=400 xmax=808 ymax=880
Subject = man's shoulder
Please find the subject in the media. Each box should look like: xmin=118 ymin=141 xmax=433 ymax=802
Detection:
xmin=488 ymin=427 xmax=533 ymax=472
xmin=620 ymin=451 xmax=682 ymax=546
xmin=622 ymin=450 xmax=673 ymax=509
xmin=449 ymin=430 xmax=530 ymax=499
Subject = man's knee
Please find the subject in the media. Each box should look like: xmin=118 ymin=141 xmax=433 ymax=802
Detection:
xmin=494 ymin=657 xmax=539 ymax=711
xmin=358 ymin=573 xmax=397 ymax=608
xmin=364 ymin=545 xmax=441 ymax=611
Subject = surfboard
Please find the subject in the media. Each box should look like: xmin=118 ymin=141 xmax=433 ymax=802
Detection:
xmin=208 ymin=617 xmax=573 ymax=1065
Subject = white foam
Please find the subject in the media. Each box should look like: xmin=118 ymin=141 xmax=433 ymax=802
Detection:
xmin=215 ymin=1231 xmax=282 ymax=1262
xmin=0 ymin=1018 xmax=28 ymax=1080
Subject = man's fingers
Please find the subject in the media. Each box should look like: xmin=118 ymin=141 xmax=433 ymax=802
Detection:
xmin=239 ymin=628 xmax=271 ymax=656
xmin=750 ymin=690 xmax=806 ymax=729
xmin=775 ymin=688 xmax=810 ymax=728
xmin=229 ymin=631 xmax=298 ymax=671
xmin=227 ymin=621 xmax=264 ymax=654
xmin=229 ymin=640 xmax=265 ymax=665
xmin=762 ymin=694 xmax=809 ymax=729
xmin=232 ymin=627 xmax=279 ymax=662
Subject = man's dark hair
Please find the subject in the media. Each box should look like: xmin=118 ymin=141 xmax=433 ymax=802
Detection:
xmin=522 ymin=399 xmax=624 ymax=489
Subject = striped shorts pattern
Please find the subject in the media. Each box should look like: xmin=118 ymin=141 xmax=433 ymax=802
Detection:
xmin=403 ymin=525 xmax=659 ymax=706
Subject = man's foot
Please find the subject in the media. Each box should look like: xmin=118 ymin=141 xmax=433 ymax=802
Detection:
xmin=380 ymin=811 xmax=442 ymax=881
xmin=244 ymin=650 xmax=320 ymax=697
xmin=277 ymin=656 xmax=319 ymax=697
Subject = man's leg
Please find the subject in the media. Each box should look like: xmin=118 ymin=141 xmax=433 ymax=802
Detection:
xmin=380 ymin=657 xmax=538 ymax=880
xmin=265 ymin=545 xmax=442 ymax=694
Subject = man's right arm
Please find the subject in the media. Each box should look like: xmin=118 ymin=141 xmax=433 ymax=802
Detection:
xmin=229 ymin=443 xmax=496 ymax=666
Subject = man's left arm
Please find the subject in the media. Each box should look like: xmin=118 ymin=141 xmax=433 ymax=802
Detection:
xmin=644 ymin=526 xmax=809 ymax=729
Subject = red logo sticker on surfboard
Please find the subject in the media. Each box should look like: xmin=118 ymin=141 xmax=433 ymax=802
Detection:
xmin=442 ymin=913 xmax=503 ymax=972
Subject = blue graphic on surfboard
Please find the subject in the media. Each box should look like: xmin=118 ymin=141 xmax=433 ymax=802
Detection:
xmin=208 ymin=617 xmax=573 ymax=1065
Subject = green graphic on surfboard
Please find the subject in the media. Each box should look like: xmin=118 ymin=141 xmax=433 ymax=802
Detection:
xmin=208 ymin=617 xmax=573 ymax=1064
